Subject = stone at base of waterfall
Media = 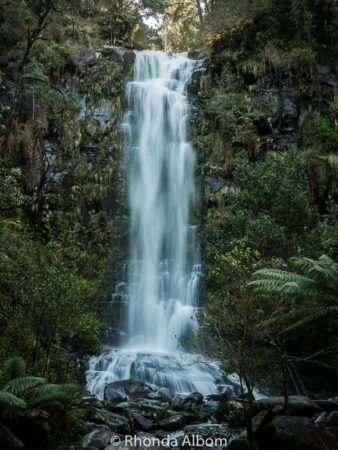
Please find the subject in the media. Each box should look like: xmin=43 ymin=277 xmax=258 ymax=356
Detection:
xmin=172 ymin=392 xmax=204 ymax=412
xmin=132 ymin=412 xmax=154 ymax=431
xmin=83 ymin=430 xmax=122 ymax=449
xmin=158 ymin=414 xmax=186 ymax=431
xmin=86 ymin=408 xmax=129 ymax=433
xmin=104 ymin=380 xmax=154 ymax=402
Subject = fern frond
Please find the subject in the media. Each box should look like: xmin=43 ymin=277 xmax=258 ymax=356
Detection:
xmin=28 ymin=383 xmax=79 ymax=408
xmin=4 ymin=377 xmax=46 ymax=395
xmin=4 ymin=357 xmax=25 ymax=380
xmin=0 ymin=391 xmax=26 ymax=418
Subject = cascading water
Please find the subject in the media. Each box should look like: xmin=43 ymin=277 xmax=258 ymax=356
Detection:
xmin=86 ymin=51 xmax=221 ymax=400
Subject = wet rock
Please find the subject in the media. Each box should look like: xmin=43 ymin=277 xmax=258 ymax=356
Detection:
xmin=204 ymin=176 xmax=225 ymax=193
xmin=171 ymin=394 xmax=190 ymax=411
xmin=199 ymin=401 xmax=219 ymax=418
xmin=206 ymin=394 xmax=220 ymax=401
xmin=86 ymin=408 xmax=129 ymax=433
xmin=145 ymin=391 xmax=170 ymax=401
xmin=255 ymin=395 xmax=322 ymax=416
xmin=158 ymin=414 xmax=185 ymax=431
xmin=315 ymin=411 xmax=338 ymax=427
xmin=82 ymin=396 xmax=104 ymax=409
xmin=90 ymin=438 xmax=106 ymax=449
xmin=132 ymin=412 xmax=154 ymax=431
xmin=174 ymin=410 xmax=199 ymax=424
xmin=263 ymin=415 xmax=338 ymax=450
xmin=85 ymin=430 xmax=121 ymax=448
xmin=100 ymin=45 xmax=135 ymax=69
xmin=105 ymin=380 xmax=154 ymax=402
xmin=106 ymin=412 xmax=130 ymax=433
xmin=111 ymin=401 xmax=137 ymax=412
xmin=278 ymin=91 xmax=298 ymax=132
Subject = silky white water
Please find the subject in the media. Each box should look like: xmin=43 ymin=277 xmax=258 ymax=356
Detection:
xmin=86 ymin=51 xmax=223 ymax=400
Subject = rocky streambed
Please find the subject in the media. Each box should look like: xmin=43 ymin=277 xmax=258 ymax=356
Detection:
xmin=70 ymin=379 xmax=338 ymax=450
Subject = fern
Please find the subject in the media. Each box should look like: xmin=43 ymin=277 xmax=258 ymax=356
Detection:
xmin=249 ymin=254 xmax=338 ymax=333
xmin=28 ymin=383 xmax=79 ymax=408
xmin=0 ymin=391 xmax=26 ymax=418
xmin=4 ymin=357 xmax=26 ymax=381
xmin=4 ymin=376 xmax=46 ymax=395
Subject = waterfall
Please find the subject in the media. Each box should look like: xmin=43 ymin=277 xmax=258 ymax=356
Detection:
xmin=86 ymin=51 xmax=221 ymax=399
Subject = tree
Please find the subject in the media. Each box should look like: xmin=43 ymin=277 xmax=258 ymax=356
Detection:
xmin=192 ymin=243 xmax=272 ymax=444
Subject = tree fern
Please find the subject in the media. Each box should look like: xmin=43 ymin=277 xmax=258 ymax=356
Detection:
xmin=0 ymin=391 xmax=26 ymax=418
xmin=3 ymin=376 xmax=46 ymax=395
xmin=28 ymin=383 xmax=79 ymax=408
xmin=4 ymin=357 xmax=26 ymax=381
xmin=248 ymin=254 xmax=338 ymax=333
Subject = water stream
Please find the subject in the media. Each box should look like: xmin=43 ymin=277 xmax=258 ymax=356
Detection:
xmin=86 ymin=51 xmax=222 ymax=400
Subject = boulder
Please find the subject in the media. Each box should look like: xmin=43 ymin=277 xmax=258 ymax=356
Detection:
xmin=255 ymin=395 xmax=322 ymax=416
xmin=261 ymin=415 xmax=338 ymax=450
xmin=132 ymin=412 xmax=154 ymax=431
xmin=111 ymin=401 xmax=137 ymax=412
xmin=105 ymin=380 xmax=154 ymax=402
xmin=82 ymin=396 xmax=104 ymax=409
xmin=157 ymin=414 xmax=185 ymax=431
xmin=315 ymin=411 xmax=338 ymax=428
xmin=86 ymin=408 xmax=129 ymax=433
xmin=171 ymin=392 xmax=203 ymax=412
xmin=145 ymin=391 xmax=170 ymax=401
xmin=86 ymin=430 xmax=121 ymax=448
xmin=106 ymin=412 xmax=130 ymax=433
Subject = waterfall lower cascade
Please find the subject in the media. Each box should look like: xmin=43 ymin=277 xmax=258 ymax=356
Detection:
xmin=86 ymin=51 xmax=221 ymax=400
